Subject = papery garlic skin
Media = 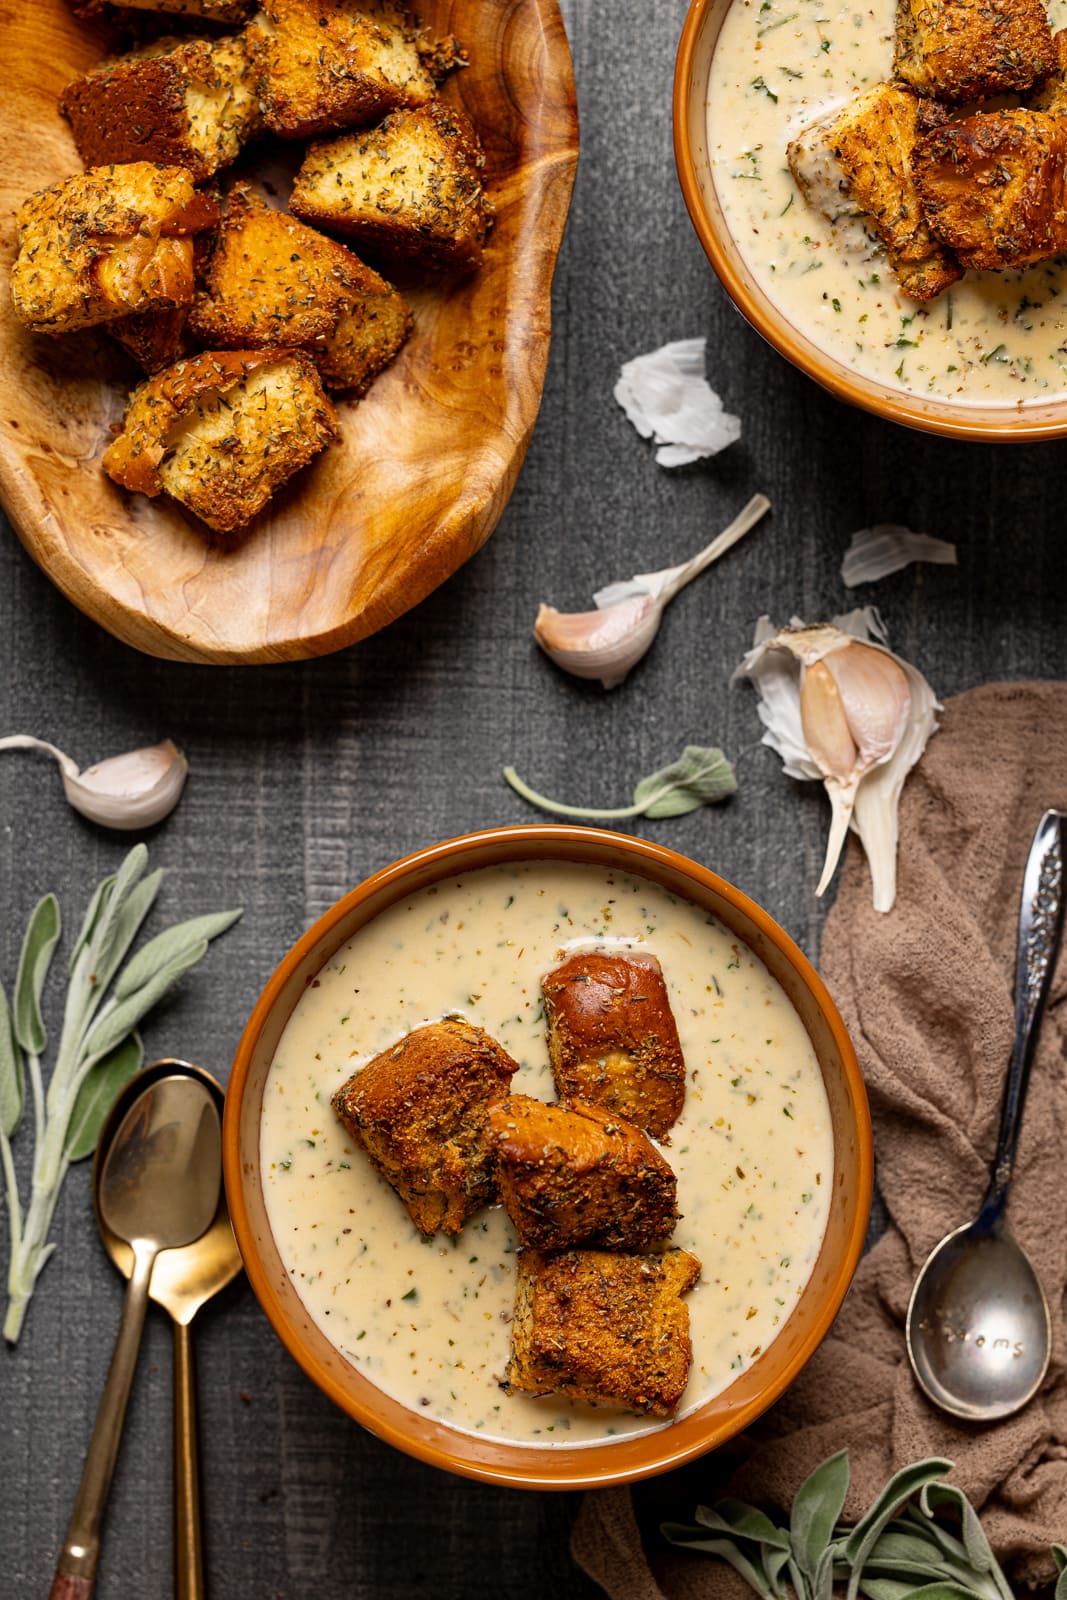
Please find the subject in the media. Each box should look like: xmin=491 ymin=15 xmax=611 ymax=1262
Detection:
xmin=735 ymin=609 xmax=938 ymax=912
xmin=0 ymin=734 xmax=188 ymax=830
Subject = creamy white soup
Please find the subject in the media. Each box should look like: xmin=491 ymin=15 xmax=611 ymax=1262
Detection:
xmin=261 ymin=862 xmax=833 ymax=1447
xmin=706 ymin=0 xmax=1067 ymax=404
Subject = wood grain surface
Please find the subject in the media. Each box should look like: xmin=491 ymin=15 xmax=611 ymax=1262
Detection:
xmin=0 ymin=0 xmax=578 ymax=663
xmin=5 ymin=1 xmax=1067 ymax=1597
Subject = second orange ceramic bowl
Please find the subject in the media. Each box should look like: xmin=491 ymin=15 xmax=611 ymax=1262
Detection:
xmin=224 ymin=825 xmax=872 ymax=1490
xmin=674 ymin=0 xmax=1067 ymax=441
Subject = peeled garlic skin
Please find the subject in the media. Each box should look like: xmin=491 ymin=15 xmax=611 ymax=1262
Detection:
xmin=533 ymin=596 xmax=662 ymax=688
xmin=61 ymin=740 xmax=189 ymax=830
xmin=821 ymin=642 xmax=910 ymax=776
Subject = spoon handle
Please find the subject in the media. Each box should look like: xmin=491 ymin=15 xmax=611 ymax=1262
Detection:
xmin=174 ymin=1319 xmax=206 ymax=1600
xmin=49 ymin=1242 xmax=156 ymax=1599
xmin=984 ymin=809 xmax=1067 ymax=1219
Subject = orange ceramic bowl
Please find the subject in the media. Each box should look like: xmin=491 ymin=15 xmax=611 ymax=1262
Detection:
xmin=224 ymin=825 xmax=872 ymax=1489
xmin=674 ymin=0 xmax=1067 ymax=441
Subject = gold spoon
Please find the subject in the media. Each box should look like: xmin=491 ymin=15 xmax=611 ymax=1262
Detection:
xmin=92 ymin=1059 xmax=242 ymax=1600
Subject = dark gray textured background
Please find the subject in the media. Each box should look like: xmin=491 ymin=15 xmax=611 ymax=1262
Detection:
xmin=4 ymin=2 xmax=1067 ymax=1595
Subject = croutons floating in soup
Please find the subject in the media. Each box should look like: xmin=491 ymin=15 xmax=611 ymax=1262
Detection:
xmin=261 ymin=862 xmax=834 ymax=1447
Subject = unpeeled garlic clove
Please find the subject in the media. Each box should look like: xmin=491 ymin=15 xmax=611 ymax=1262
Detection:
xmin=534 ymin=595 xmax=662 ymax=689
xmin=0 ymin=734 xmax=188 ymax=830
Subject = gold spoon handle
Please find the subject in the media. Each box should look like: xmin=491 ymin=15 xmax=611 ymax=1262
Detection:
xmin=49 ymin=1242 xmax=156 ymax=1599
xmin=174 ymin=1319 xmax=205 ymax=1600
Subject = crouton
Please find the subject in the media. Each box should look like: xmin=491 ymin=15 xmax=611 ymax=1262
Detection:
xmin=189 ymin=185 xmax=412 ymax=392
xmin=505 ymin=1247 xmax=701 ymax=1416
xmin=61 ymin=34 xmax=262 ymax=182
xmin=247 ymin=0 xmax=454 ymax=140
xmin=110 ymin=304 xmax=194 ymax=373
xmin=894 ymin=0 xmax=1054 ymax=101
xmin=1029 ymin=27 xmax=1067 ymax=110
xmin=102 ymin=349 xmax=337 ymax=532
xmin=913 ymin=108 xmax=1067 ymax=271
xmin=488 ymin=1095 xmax=678 ymax=1253
xmin=101 ymin=0 xmax=257 ymax=21
xmin=290 ymin=102 xmax=493 ymax=270
xmin=542 ymin=950 xmax=686 ymax=1142
xmin=787 ymin=85 xmax=961 ymax=302
xmin=331 ymin=1018 xmax=518 ymax=1237
xmin=10 ymin=164 xmax=218 ymax=336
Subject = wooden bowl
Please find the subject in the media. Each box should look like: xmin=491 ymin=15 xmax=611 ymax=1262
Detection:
xmin=0 ymin=2 xmax=578 ymax=662
xmin=224 ymin=825 xmax=873 ymax=1489
xmin=674 ymin=0 xmax=1067 ymax=441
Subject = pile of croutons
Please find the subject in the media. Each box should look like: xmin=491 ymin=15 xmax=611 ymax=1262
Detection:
xmin=9 ymin=0 xmax=494 ymax=532
xmin=332 ymin=949 xmax=703 ymax=1419
xmin=788 ymin=0 xmax=1067 ymax=301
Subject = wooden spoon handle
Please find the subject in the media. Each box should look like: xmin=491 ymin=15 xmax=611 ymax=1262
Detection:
xmin=174 ymin=1318 xmax=205 ymax=1600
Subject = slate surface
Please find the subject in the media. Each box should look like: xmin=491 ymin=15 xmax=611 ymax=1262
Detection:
xmin=4 ymin=2 xmax=1067 ymax=1596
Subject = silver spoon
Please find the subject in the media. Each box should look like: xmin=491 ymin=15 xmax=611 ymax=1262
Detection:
xmin=49 ymin=1071 xmax=222 ymax=1599
xmin=906 ymin=808 xmax=1066 ymax=1422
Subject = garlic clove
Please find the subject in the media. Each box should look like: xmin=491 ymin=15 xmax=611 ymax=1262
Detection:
xmin=533 ymin=595 xmax=663 ymax=689
xmin=63 ymin=740 xmax=189 ymax=830
xmin=800 ymin=659 xmax=858 ymax=785
xmin=821 ymin=641 xmax=910 ymax=776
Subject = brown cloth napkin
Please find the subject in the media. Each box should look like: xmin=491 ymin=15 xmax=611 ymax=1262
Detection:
xmin=573 ymin=682 xmax=1067 ymax=1598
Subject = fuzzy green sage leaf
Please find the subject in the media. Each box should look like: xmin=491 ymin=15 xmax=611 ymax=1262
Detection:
xmin=13 ymin=894 xmax=61 ymax=1057
xmin=0 ymin=983 xmax=23 ymax=1139
xmin=791 ymin=1447 xmax=849 ymax=1585
xmin=503 ymin=745 xmax=737 ymax=821
xmin=63 ymin=1033 xmax=144 ymax=1163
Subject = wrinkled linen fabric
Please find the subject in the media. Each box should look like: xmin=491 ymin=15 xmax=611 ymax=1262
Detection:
xmin=573 ymin=683 xmax=1067 ymax=1598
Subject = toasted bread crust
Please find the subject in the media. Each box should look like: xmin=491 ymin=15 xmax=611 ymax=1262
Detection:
xmin=10 ymin=163 xmax=218 ymax=335
xmin=107 ymin=0 xmax=256 ymax=19
xmin=247 ymin=0 xmax=440 ymax=140
xmin=505 ymin=1247 xmax=701 ymax=1416
xmin=189 ymin=184 xmax=412 ymax=390
xmin=61 ymin=34 xmax=261 ymax=181
xmin=331 ymin=1018 xmax=519 ymax=1237
xmin=894 ymin=0 xmax=1054 ymax=101
xmin=542 ymin=951 xmax=686 ymax=1141
xmin=103 ymin=348 xmax=337 ymax=531
xmin=1028 ymin=27 xmax=1067 ymax=111
xmin=914 ymin=108 xmax=1067 ymax=270
xmin=290 ymin=101 xmax=493 ymax=270
xmin=788 ymin=84 xmax=961 ymax=302
xmin=489 ymin=1095 xmax=678 ymax=1252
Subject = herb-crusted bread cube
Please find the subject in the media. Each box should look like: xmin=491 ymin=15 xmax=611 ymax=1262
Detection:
xmin=76 ymin=0 xmax=258 ymax=21
xmin=10 ymin=163 xmax=218 ymax=336
xmin=894 ymin=0 xmax=1055 ymax=101
xmin=247 ymin=0 xmax=463 ymax=141
xmin=331 ymin=1018 xmax=519 ymax=1236
xmin=505 ymin=1247 xmax=702 ymax=1416
xmin=61 ymin=34 xmax=262 ymax=182
xmin=542 ymin=950 xmax=687 ymax=1142
xmin=290 ymin=101 xmax=493 ymax=270
xmin=189 ymin=184 xmax=412 ymax=392
xmin=488 ymin=1095 xmax=679 ymax=1252
xmin=102 ymin=349 xmax=338 ymax=532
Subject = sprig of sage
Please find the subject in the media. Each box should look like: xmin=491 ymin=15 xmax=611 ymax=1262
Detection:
xmin=503 ymin=745 xmax=737 ymax=821
xmin=662 ymin=1453 xmax=1067 ymax=1600
xmin=0 ymin=844 xmax=240 ymax=1343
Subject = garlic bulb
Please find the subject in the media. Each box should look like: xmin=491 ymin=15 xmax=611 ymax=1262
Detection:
xmin=735 ymin=609 xmax=939 ymax=911
xmin=0 ymin=735 xmax=189 ymax=830
xmin=535 ymin=493 xmax=770 ymax=688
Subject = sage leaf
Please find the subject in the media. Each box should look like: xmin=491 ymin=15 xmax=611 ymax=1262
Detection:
xmin=695 ymin=1500 xmax=791 ymax=1549
xmin=858 ymin=1580 xmax=924 ymax=1600
xmin=791 ymin=1447 xmax=850 ymax=1583
xmin=87 ymin=871 xmax=164 ymax=1006
xmin=113 ymin=909 xmax=242 ymax=1002
xmin=68 ymin=871 xmax=115 ymax=976
xmin=64 ymin=1033 xmax=143 ymax=1162
xmin=895 ymin=1586 xmax=987 ymax=1599
xmin=919 ymin=1485 xmax=1004 ymax=1592
xmin=13 ymin=894 xmax=61 ymax=1056
xmin=633 ymin=746 xmax=738 ymax=817
xmin=85 ymin=942 xmax=208 ymax=1061
xmin=661 ymin=1528 xmax=779 ymax=1600
xmin=0 ymin=983 xmax=23 ymax=1139
xmin=1053 ymin=1545 xmax=1067 ymax=1600
xmin=844 ymin=1459 xmax=954 ymax=1600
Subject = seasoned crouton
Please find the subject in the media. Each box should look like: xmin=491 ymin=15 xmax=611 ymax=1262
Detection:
xmin=290 ymin=102 xmax=493 ymax=270
xmin=894 ymin=0 xmax=1054 ymax=101
xmin=103 ymin=349 xmax=337 ymax=532
xmin=505 ymin=1247 xmax=701 ymax=1416
xmin=331 ymin=1018 xmax=518 ymax=1237
xmin=189 ymin=185 xmax=412 ymax=392
xmin=1029 ymin=27 xmax=1067 ymax=110
xmin=542 ymin=950 xmax=686 ymax=1142
xmin=102 ymin=0 xmax=257 ymax=20
xmin=788 ymin=85 xmax=961 ymax=302
xmin=110 ymin=304 xmax=194 ymax=373
xmin=913 ymin=108 xmax=1067 ymax=271
xmin=61 ymin=34 xmax=262 ymax=182
xmin=488 ymin=1095 xmax=678 ymax=1253
xmin=10 ymin=164 xmax=218 ymax=336
xmin=247 ymin=0 xmax=454 ymax=141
